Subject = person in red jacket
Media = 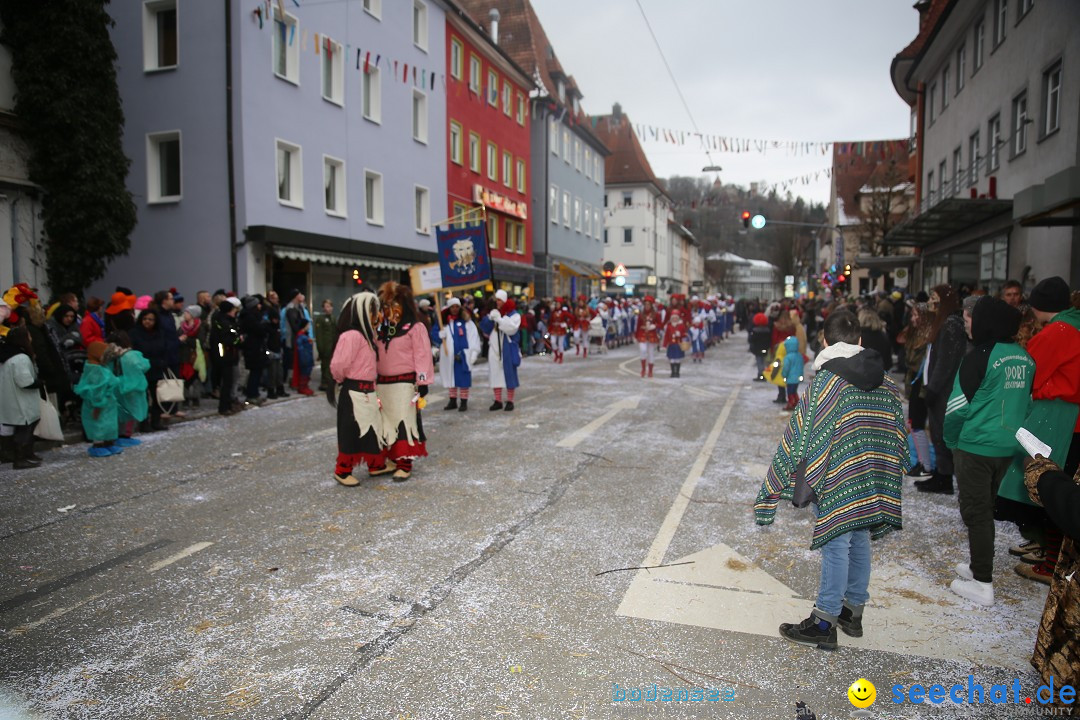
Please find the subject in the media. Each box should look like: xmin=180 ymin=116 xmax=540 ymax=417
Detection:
xmin=662 ymin=312 xmax=688 ymax=378
xmin=80 ymin=296 xmax=107 ymax=347
xmin=548 ymin=301 xmax=571 ymax=363
xmin=635 ymin=296 xmax=662 ymax=378
xmin=572 ymin=296 xmax=592 ymax=358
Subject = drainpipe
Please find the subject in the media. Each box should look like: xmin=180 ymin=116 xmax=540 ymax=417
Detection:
xmin=225 ymin=0 xmax=239 ymax=292
xmin=9 ymin=195 xmax=19 ymax=285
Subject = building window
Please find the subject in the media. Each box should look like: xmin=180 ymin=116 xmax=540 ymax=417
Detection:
xmin=516 ymin=94 xmax=525 ymax=125
xmin=450 ymin=37 xmax=463 ymax=80
xmin=973 ymin=18 xmax=985 ymax=71
xmin=362 ymin=65 xmax=381 ymax=123
xmin=583 ymin=202 xmax=592 ymax=237
xmin=516 ymin=158 xmax=526 ymax=193
xmin=573 ymin=197 xmax=581 ymax=232
xmin=363 ymin=0 xmax=381 ymax=19
xmin=594 ymin=157 xmax=602 ymax=184
xmin=987 ymin=113 xmax=1001 ymax=171
xmin=414 ymin=185 xmax=430 ymax=234
xmin=449 ymin=121 xmax=462 ymax=164
xmin=603 ymin=229 xmax=609 ymax=245
xmin=549 ymin=184 xmax=558 ymax=223
xmin=1012 ymin=90 xmax=1028 ymax=156
xmin=324 ymin=155 xmax=345 ymax=217
xmin=623 ymin=228 xmax=632 ymax=244
xmin=412 ymin=90 xmax=428 ymax=144
xmin=515 ymin=223 xmax=525 ymax=255
xmin=584 ymin=148 xmax=592 ymax=179
xmin=927 ymin=170 xmax=934 ymax=204
xmin=468 ymin=132 xmax=481 ymax=173
xmin=550 ymin=120 xmax=559 ymax=155
xmin=487 ymin=216 xmax=498 ymax=249
xmin=594 ymin=209 xmax=601 ymax=238
xmin=504 ymin=221 xmax=513 ymax=251
xmin=1041 ymin=61 xmax=1061 ymax=137
xmin=147 ymin=130 xmax=181 ymax=203
xmin=994 ymin=0 xmax=1007 ymax=46
xmin=562 ymin=190 xmax=570 ymax=226
xmin=321 ymin=37 xmax=344 ymax=106
xmin=143 ymin=0 xmax=177 ymax=71
xmin=968 ymin=132 xmax=980 ymax=186
xmin=502 ymin=81 xmax=511 ymax=116
xmin=272 ymin=8 xmax=299 ymax=84
xmin=1018 ymin=0 xmax=1033 ymax=21
xmin=413 ymin=0 xmax=428 ymax=51
xmin=486 ymin=142 xmax=497 ymax=181
xmin=928 ymin=82 xmax=937 ymax=123
xmin=562 ymin=129 xmax=570 ymax=162
xmin=487 ymin=69 xmax=498 ymax=105
xmin=952 ymin=146 xmax=962 ymax=194
xmin=622 ymin=191 xmax=632 ymax=208
xmin=941 ymin=65 xmax=950 ymax=109
xmin=451 ymin=202 xmax=468 ymax=229
xmin=469 ymin=55 xmax=481 ymax=94
xmin=364 ymin=170 xmax=383 ymax=225
xmin=502 ymin=151 xmax=511 ymax=188
xmin=956 ymin=45 xmax=965 ymax=94
xmin=276 ymin=139 xmax=301 ymax=208
xmin=574 ymin=139 xmax=581 ymax=171
xmin=938 ymin=159 xmax=946 ymax=197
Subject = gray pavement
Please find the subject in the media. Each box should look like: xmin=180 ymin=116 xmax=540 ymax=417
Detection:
xmin=0 ymin=338 xmax=1054 ymax=719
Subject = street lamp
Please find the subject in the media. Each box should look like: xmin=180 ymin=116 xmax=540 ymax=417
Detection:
xmin=702 ymin=165 xmax=723 ymax=172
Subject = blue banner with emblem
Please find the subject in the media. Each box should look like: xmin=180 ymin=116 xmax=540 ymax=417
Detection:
xmin=436 ymin=224 xmax=491 ymax=289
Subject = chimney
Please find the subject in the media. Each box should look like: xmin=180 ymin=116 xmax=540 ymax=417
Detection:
xmin=489 ymin=8 xmax=500 ymax=45
xmin=613 ymin=102 xmax=622 ymax=122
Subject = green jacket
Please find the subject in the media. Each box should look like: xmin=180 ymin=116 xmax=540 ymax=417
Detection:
xmin=943 ymin=342 xmax=1034 ymax=457
xmin=314 ymin=314 xmax=337 ymax=361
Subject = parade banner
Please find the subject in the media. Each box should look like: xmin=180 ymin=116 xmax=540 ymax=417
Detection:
xmin=408 ymin=262 xmax=445 ymax=296
xmin=435 ymin=224 xmax=491 ymax=291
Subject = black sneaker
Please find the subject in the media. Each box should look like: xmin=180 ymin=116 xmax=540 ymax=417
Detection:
xmin=503 ymin=401 xmax=514 ymax=412
xmin=489 ymin=401 xmax=503 ymax=411
xmin=904 ymin=463 xmax=932 ymax=479
xmin=837 ymin=606 xmax=863 ymax=638
xmin=443 ymin=398 xmax=458 ymax=411
xmin=779 ymin=615 xmax=837 ymax=650
xmin=915 ymin=473 xmax=954 ymax=495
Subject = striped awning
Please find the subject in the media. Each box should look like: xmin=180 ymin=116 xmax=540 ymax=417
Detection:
xmin=272 ymin=246 xmax=411 ymax=271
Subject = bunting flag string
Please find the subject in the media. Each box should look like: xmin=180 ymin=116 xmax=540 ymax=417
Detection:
xmin=629 ymin=122 xmax=910 ymax=160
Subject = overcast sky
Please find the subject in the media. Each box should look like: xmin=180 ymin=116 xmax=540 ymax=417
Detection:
xmin=531 ymin=0 xmax=918 ymax=206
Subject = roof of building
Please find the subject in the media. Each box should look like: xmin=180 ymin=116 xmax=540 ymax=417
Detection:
xmin=890 ymin=0 xmax=958 ymax=103
xmin=591 ymin=109 xmax=670 ymax=198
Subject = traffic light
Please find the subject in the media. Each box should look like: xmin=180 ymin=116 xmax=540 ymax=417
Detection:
xmin=844 ymin=263 xmax=852 ymax=275
xmin=741 ymin=210 xmax=751 ymax=229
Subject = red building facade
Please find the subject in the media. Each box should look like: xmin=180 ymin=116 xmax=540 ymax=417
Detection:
xmin=445 ymin=12 xmax=533 ymax=293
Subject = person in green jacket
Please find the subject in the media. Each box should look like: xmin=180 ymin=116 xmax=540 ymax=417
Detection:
xmin=74 ymin=341 xmax=122 ymax=458
xmin=944 ymin=296 xmax=1034 ymax=606
xmin=314 ymin=299 xmax=337 ymax=392
xmin=108 ymin=331 xmax=150 ymax=447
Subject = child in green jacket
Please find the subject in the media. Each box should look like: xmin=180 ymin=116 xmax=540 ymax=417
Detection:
xmin=74 ymin=341 xmax=121 ymax=458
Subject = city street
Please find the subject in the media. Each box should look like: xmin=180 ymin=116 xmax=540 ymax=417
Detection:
xmin=0 ymin=338 xmax=1052 ymax=720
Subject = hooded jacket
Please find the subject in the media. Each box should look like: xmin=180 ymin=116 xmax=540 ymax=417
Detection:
xmin=781 ymin=335 xmax=803 ymax=384
xmin=943 ymin=297 xmax=1034 ymax=457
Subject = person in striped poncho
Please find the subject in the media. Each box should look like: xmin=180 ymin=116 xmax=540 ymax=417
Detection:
xmin=755 ymin=310 xmax=908 ymax=650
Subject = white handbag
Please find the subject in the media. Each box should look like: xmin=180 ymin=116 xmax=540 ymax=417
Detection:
xmin=156 ymin=368 xmax=185 ymax=405
xmin=34 ymin=395 xmax=65 ymax=442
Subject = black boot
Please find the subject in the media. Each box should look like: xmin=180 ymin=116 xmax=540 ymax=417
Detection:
xmin=489 ymin=400 xmax=503 ymax=411
xmin=779 ymin=614 xmax=837 ymax=650
xmin=458 ymin=399 xmax=468 ymax=412
xmin=915 ymin=472 xmax=954 ymax=494
xmin=669 ymin=365 xmax=675 ymax=377
xmin=277 ymin=385 xmax=290 ymax=397
xmin=503 ymin=401 xmax=514 ymax=412
xmin=837 ymin=605 xmax=863 ymax=637
xmin=444 ymin=398 xmax=458 ymax=410
xmin=13 ymin=443 xmax=41 ymax=470
xmin=0 ymin=437 xmax=14 ymax=464
xmin=26 ymin=439 xmax=43 ymax=462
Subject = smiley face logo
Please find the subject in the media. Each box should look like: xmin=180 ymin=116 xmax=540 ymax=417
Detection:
xmin=848 ymin=678 xmax=876 ymax=708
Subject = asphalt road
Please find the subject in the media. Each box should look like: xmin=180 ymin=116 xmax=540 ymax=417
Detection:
xmin=0 ymin=337 xmax=1053 ymax=719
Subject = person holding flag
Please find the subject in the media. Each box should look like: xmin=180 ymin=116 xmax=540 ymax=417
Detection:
xmin=480 ymin=290 xmax=521 ymax=411
xmin=437 ymin=297 xmax=480 ymax=412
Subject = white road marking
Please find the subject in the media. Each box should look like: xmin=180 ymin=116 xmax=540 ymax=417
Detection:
xmin=147 ymin=542 xmax=215 ymax=573
xmin=556 ymin=396 xmax=642 ymax=449
xmin=683 ymin=386 xmax=724 ymax=399
xmin=617 ymin=356 xmax=642 ymax=378
xmin=10 ymin=592 xmax=107 ymax=634
xmin=514 ymin=387 xmax=556 ymax=404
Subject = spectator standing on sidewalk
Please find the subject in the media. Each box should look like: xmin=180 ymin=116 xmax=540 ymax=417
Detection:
xmin=755 ymin=310 xmax=907 ymax=650
xmin=0 ymin=327 xmax=43 ymax=469
xmin=130 ymin=308 xmax=169 ymax=432
xmin=314 ymin=299 xmax=337 ymax=393
xmin=80 ymin=296 xmax=106 ymax=348
xmin=239 ymin=296 xmax=269 ymax=405
xmin=211 ymin=297 xmax=243 ymax=415
xmin=284 ymin=290 xmax=314 ymax=396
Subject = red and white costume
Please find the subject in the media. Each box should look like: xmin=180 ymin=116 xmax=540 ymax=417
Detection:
xmin=635 ymin=298 xmax=663 ymax=377
xmin=548 ymin=305 xmax=572 ymax=363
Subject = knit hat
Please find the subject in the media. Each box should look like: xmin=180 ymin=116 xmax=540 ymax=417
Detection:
xmin=86 ymin=341 xmax=108 ymax=365
xmin=185 ymin=304 xmax=203 ymax=319
xmin=135 ymin=295 xmax=152 ymax=311
xmin=494 ymin=289 xmax=508 ymax=302
xmin=225 ymin=296 xmax=242 ymax=309
xmin=753 ymin=312 xmax=768 ymax=326
xmin=446 ymin=297 xmax=461 ymax=307
xmin=418 ymin=299 xmax=431 ymax=308
xmin=1028 ymin=276 xmax=1070 ymax=313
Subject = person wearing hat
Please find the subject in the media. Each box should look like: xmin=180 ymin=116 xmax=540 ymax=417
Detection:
xmin=104 ymin=290 xmax=136 ymax=336
xmin=436 ymin=297 xmax=480 ymax=411
xmin=548 ymin=300 xmax=572 ymax=363
xmin=74 ymin=340 xmax=123 ymax=458
xmin=210 ymin=297 xmax=243 ymax=415
xmin=634 ymin=296 xmax=662 ymax=378
xmin=479 ymin=289 xmax=521 ymax=411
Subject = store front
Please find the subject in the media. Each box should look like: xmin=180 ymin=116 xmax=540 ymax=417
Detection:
xmin=551 ymin=258 xmax=602 ymax=300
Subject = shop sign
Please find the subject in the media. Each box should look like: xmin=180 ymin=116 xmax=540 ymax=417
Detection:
xmin=473 ymin=185 xmax=528 ymax=220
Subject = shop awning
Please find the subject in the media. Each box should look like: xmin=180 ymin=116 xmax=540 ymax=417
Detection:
xmin=272 ymin=246 xmax=412 ymax=271
xmin=853 ymin=254 xmax=919 ymax=270
xmin=1014 ymin=165 xmax=1080 ymax=227
xmin=555 ymin=260 xmax=602 ymax=278
xmin=883 ymin=198 xmax=1013 ymax=247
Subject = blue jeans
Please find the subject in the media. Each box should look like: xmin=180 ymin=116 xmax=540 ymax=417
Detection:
xmin=814 ymin=529 xmax=871 ymax=622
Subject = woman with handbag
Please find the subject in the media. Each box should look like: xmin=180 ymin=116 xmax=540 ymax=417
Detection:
xmin=130 ymin=308 xmax=169 ymax=431
xmin=0 ymin=327 xmax=44 ymax=469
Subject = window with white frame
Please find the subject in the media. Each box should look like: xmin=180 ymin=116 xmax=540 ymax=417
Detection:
xmin=1042 ymin=61 xmax=1061 ymax=137
xmin=550 ymin=120 xmax=559 ymax=155
xmin=487 ymin=216 xmax=498 ymax=249
xmin=549 ymin=184 xmax=558 ymax=223
xmin=594 ymin=209 xmax=601 ymax=238
xmin=623 ymin=228 xmax=632 ymax=244
xmin=573 ymin=197 xmax=581 ymax=232
xmin=143 ymin=0 xmax=178 ymax=71
xmin=1012 ymin=90 xmax=1028 ymax=156
xmin=272 ymin=8 xmax=299 ymax=84
xmin=956 ymin=45 xmax=965 ymax=94
xmin=469 ymin=55 xmax=481 ymax=94
xmin=987 ymin=113 xmax=1001 ymax=171
xmin=516 ymin=94 xmax=525 ymax=125
xmin=929 ymin=82 xmax=937 ymax=123
xmin=927 ymin=170 xmax=935 ymax=202
xmin=973 ymin=17 xmax=985 ymax=71
xmin=574 ymin=139 xmax=581 ymax=171
xmin=938 ymin=159 xmax=946 ymax=197
xmin=622 ymin=191 xmax=632 ymax=208
xmin=583 ymin=202 xmax=592 ymax=237
xmin=502 ymin=151 xmax=511 ymax=188
xmin=450 ymin=37 xmax=463 ymax=80
xmin=516 ymin=158 xmax=526 ymax=193
xmin=364 ymin=170 xmax=383 ymax=225
xmin=413 ymin=0 xmax=428 ymax=51
xmin=468 ymin=132 xmax=480 ymax=172
xmin=412 ymin=90 xmax=428 ymax=143
xmin=363 ymin=0 xmax=381 ymax=20
xmin=514 ymin=222 xmax=525 ymax=254
xmin=952 ymin=146 xmax=962 ymax=194
xmin=1018 ymin=0 xmax=1033 ymax=21
xmin=321 ymin=37 xmax=344 ymax=106
xmin=324 ymin=156 xmax=345 ymax=217
xmin=562 ymin=129 xmax=570 ymax=163
xmin=487 ymin=69 xmax=498 ymax=105
xmin=594 ymin=156 xmax=601 ymax=183
xmin=941 ymin=65 xmax=950 ymax=109
xmin=486 ymin=142 xmax=497 ymax=181
xmin=562 ymin=190 xmax=570 ymax=226
xmin=503 ymin=221 xmax=514 ymax=251
xmin=276 ymin=139 xmax=301 ymax=207
xmin=502 ymin=81 xmax=511 ymax=116
xmin=968 ymin=132 xmax=980 ymax=186
xmin=147 ymin=130 xmax=181 ymax=203
xmin=363 ymin=65 xmax=381 ymax=122
xmin=414 ymin=186 xmax=430 ymax=234
xmin=994 ymin=0 xmax=1007 ymax=46
xmin=449 ymin=121 xmax=462 ymax=164
xmin=584 ymin=148 xmax=591 ymax=179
